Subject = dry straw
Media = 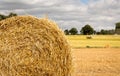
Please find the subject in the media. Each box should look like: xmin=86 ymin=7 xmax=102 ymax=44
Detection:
xmin=0 ymin=16 xmax=72 ymax=76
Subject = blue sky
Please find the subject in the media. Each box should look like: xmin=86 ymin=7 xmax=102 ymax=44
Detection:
xmin=80 ymin=0 xmax=89 ymax=4
xmin=0 ymin=0 xmax=120 ymax=31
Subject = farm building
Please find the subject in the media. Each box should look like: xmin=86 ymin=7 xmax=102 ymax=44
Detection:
xmin=115 ymin=22 xmax=120 ymax=34
xmin=115 ymin=29 xmax=120 ymax=34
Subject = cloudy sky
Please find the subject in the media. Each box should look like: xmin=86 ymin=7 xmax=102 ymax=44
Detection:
xmin=0 ymin=0 xmax=120 ymax=31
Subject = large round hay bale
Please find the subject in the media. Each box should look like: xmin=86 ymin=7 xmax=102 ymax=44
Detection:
xmin=0 ymin=16 xmax=71 ymax=76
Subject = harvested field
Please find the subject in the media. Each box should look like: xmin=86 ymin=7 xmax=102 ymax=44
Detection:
xmin=72 ymin=48 xmax=120 ymax=76
xmin=67 ymin=35 xmax=120 ymax=48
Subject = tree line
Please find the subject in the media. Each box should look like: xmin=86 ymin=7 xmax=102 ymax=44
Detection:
xmin=64 ymin=23 xmax=120 ymax=35
xmin=0 ymin=13 xmax=120 ymax=35
xmin=0 ymin=12 xmax=17 ymax=21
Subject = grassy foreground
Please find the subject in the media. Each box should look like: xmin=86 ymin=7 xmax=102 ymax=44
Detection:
xmin=66 ymin=35 xmax=120 ymax=48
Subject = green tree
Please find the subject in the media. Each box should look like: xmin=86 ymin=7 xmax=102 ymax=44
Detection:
xmin=80 ymin=24 xmax=94 ymax=35
xmin=98 ymin=29 xmax=115 ymax=35
xmin=8 ymin=12 xmax=17 ymax=17
xmin=0 ymin=12 xmax=17 ymax=21
xmin=69 ymin=27 xmax=78 ymax=35
xmin=64 ymin=29 xmax=69 ymax=35
xmin=0 ymin=14 xmax=6 ymax=20
xmin=100 ymin=29 xmax=108 ymax=35
xmin=96 ymin=32 xmax=101 ymax=35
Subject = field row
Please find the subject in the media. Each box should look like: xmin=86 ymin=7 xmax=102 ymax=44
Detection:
xmin=66 ymin=35 xmax=120 ymax=48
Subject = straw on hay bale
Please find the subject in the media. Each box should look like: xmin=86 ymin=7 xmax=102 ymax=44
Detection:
xmin=0 ymin=16 xmax=71 ymax=76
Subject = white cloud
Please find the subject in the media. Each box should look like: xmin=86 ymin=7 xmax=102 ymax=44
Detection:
xmin=0 ymin=0 xmax=120 ymax=32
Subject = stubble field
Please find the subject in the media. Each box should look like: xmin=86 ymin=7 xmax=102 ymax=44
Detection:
xmin=66 ymin=35 xmax=120 ymax=76
xmin=66 ymin=35 xmax=120 ymax=48
xmin=72 ymin=48 xmax=120 ymax=76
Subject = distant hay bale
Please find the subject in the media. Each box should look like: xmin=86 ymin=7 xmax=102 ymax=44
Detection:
xmin=0 ymin=16 xmax=72 ymax=76
xmin=86 ymin=35 xmax=92 ymax=39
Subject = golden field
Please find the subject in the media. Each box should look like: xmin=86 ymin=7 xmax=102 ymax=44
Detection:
xmin=72 ymin=48 xmax=120 ymax=76
xmin=66 ymin=35 xmax=120 ymax=76
xmin=66 ymin=35 xmax=120 ymax=48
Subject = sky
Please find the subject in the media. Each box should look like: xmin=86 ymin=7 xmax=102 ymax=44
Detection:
xmin=0 ymin=0 xmax=120 ymax=31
